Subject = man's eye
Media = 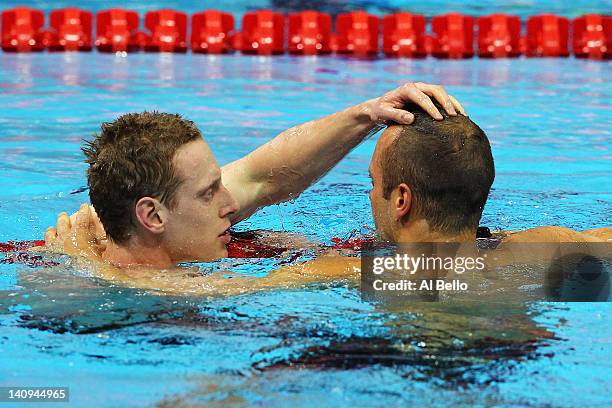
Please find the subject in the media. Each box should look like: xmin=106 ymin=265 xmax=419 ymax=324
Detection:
xmin=200 ymin=190 xmax=213 ymax=200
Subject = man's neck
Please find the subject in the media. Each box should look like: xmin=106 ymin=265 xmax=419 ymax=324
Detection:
xmin=395 ymin=219 xmax=476 ymax=243
xmin=102 ymin=237 xmax=174 ymax=269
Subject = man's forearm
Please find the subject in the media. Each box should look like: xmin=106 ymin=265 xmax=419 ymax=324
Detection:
xmin=243 ymin=100 xmax=381 ymax=204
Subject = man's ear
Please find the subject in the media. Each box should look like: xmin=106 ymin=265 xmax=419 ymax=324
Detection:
xmin=134 ymin=197 xmax=168 ymax=234
xmin=393 ymin=183 xmax=413 ymax=221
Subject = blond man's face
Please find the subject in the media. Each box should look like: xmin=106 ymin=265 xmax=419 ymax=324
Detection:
xmin=162 ymin=139 xmax=239 ymax=262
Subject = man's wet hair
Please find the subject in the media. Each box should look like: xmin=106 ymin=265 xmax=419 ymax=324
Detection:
xmin=381 ymin=102 xmax=495 ymax=234
xmin=83 ymin=112 xmax=201 ymax=243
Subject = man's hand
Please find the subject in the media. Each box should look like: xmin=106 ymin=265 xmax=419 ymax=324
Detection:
xmin=44 ymin=204 xmax=106 ymax=260
xmin=363 ymin=82 xmax=467 ymax=125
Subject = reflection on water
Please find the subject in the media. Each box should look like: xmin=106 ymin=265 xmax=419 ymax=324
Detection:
xmin=108 ymin=54 xmax=131 ymax=92
xmin=0 ymin=54 xmax=35 ymax=92
xmin=56 ymin=54 xmax=82 ymax=87
xmin=196 ymin=55 xmax=224 ymax=81
xmin=156 ymin=53 xmax=179 ymax=85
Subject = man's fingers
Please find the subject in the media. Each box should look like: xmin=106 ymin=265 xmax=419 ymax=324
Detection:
xmin=77 ymin=204 xmax=90 ymax=228
xmin=380 ymin=107 xmax=414 ymax=125
xmin=414 ymin=83 xmax=457 ymax=116
xmin=69 ymin=212 xmax=78 ymax=228
xmin=56 ymin=213 xmax=71 ymax=239
xmin=449 ymin=95 xmax=467 ymax=116
xmin=75 ymin=204 xmax=93 ymax=248
xmin=44 ymin=227 xmax=57 ymax=246
xmin=403 ymin=84 xmax=443 ymax=120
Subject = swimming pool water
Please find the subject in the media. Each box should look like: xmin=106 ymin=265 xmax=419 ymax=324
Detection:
xmin=0 ymin=5 xmax=611 ymax=406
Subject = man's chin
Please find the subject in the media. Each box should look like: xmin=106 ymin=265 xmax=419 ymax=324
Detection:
xmin=219 ymin=246 xmax=229 ymax=259
xmin=180 ymin=249 xmax=227 ymax=263
xmin=209 ymin=244 xmax=229 ymax=261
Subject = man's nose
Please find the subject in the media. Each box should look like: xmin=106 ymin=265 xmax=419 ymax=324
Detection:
xmin=219 ymin=185 xmax=240 ymax=218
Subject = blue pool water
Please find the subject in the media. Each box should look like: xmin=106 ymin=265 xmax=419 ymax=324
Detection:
xmin=1 ymin=52 xmax=610 ymax=408
xmin=1 ymin=1 xmax=611 ymax=407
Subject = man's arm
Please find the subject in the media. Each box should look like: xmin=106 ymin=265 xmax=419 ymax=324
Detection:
xmin=202 ymin=255 xmax=360 ymax=297
xmin=95 ymin=253 xmax=361 ymax=297
xmin=502 ymin=226 xmax=608 ymax=243
xmin=486 ymin=226 xmax=611 ymax=268
xmin=222 ymin=82 xmax=465 ymax=223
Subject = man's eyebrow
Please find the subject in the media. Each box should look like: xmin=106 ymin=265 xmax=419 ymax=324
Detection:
xmin=197 ymin=174 xmax=222 ymax=194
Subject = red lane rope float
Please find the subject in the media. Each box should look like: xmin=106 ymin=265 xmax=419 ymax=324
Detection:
xmin=1 ymin=8 xmax=610 ymax=59
xmin=239 ymin=10 xmax=285 ymax=55
xmin=431 ymin=13 xmax=475 ymax=58
xmin=573 ymin=14 xmax=611 ymax=60
xmin=335 ymin=11 xmax=379 ymax=55
xmin=191 ymin=10 xmax=234 ymax=54
xmin=226 ymin=231 xmax=288 ymax=258
xmin=47 ymin=8 xmax=92 ymax=51
xmin=288 ymin=10 xmax=332 ymax=55
xmin=526 ymin=14 xmax=570 ymax=57
xmin=383 ymin=12 xmax=427 ymax=58
xmin=478 ymin=13 xmax=522 ymax=58
xmin=95 ymin=9 xmax=143 ymax=52
xmin=143 ymin=9 xmax=188 ymax=53
xmin=1 ymin=7 xmax=46 ymax=52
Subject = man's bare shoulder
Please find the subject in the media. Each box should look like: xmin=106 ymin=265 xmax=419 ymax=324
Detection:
xmin=502 ymin=226 xmax=609 ymax=243
xmin=581 ymin=227 xmax=612 ymax=241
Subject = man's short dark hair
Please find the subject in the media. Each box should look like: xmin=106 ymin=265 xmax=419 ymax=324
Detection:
xmin=83 ymin=112 xmax=201 ymax=243
xmin=381 ymin=102 xmax=495 ymax=234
